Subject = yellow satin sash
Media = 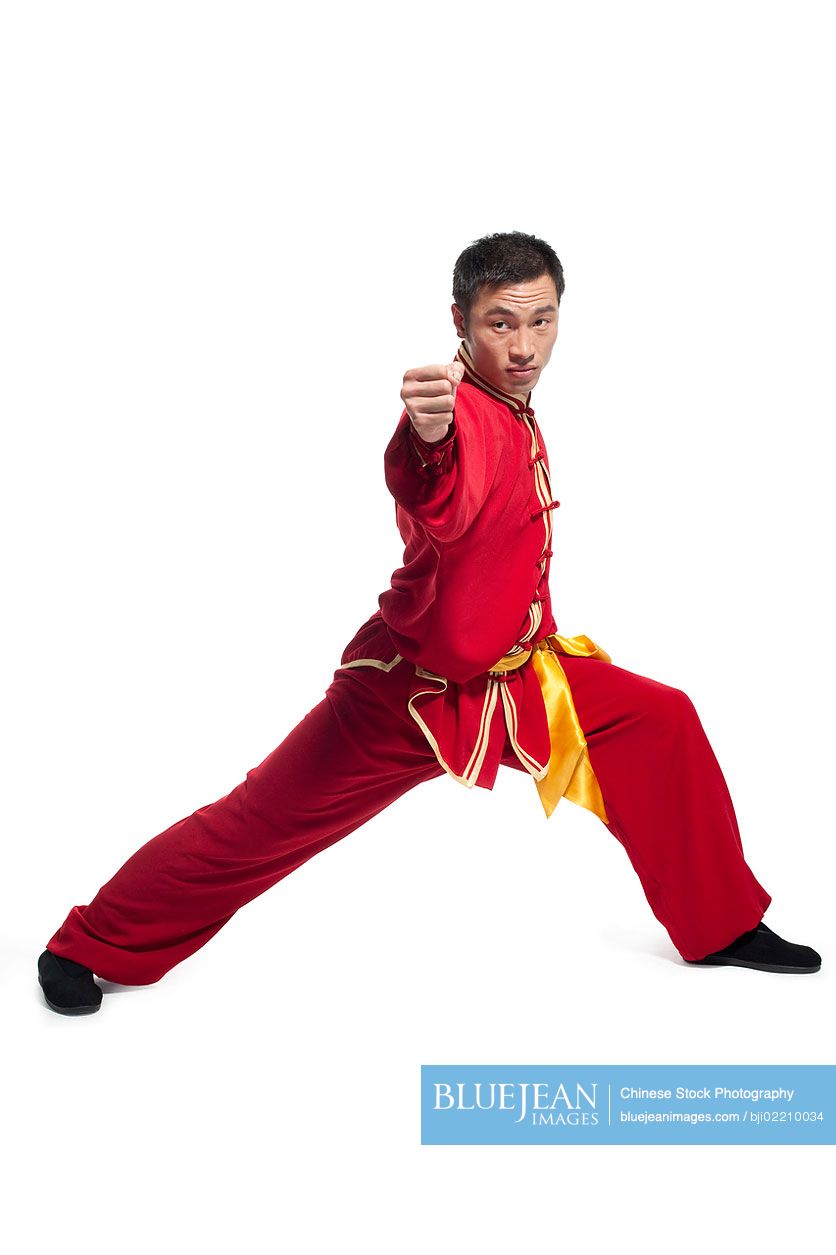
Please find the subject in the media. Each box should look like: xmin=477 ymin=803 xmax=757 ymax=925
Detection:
xmin=487 ymin=633 xmax=613 ymax=823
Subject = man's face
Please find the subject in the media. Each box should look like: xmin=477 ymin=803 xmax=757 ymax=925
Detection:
xmin=452 ymin=272 xmax=559 ymax=400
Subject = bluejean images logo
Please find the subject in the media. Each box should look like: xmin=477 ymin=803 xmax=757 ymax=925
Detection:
xmin=421 ymin=1065 xmax=836 ymax=1145
xmin=432 ymin=1079 xmax=599 ymax=1126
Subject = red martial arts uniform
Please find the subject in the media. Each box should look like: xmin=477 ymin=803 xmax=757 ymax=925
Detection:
xmin=45 ymin=342 xmax=771 ymax=982
xmin=371 ymin=340 xmax=611 ymax=819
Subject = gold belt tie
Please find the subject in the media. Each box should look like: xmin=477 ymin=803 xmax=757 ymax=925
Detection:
xmin=487 ymin=633 xmax=613 ymax=823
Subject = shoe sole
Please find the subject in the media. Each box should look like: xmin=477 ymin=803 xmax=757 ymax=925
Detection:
xmin=39 ymin=973 xmax=102 ymax=1014
xmin=683 ymin=957 xmax=821 ymax=973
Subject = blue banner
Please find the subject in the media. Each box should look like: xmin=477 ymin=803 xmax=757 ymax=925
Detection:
xmin=421 ymin=1065 xmax=836 ymax=1144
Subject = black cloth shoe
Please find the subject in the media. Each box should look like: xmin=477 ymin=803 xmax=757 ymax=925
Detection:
xmin=684 ymin=921 xmax=821 ymax=973
xmin=38 ymin=949 xmax=103 ymax=1014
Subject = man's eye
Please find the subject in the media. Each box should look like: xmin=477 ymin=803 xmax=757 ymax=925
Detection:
xmin=535 ymin=318 xmax=550 ymax=326
xmin=493 ymin=321 xmax=508 ymax=329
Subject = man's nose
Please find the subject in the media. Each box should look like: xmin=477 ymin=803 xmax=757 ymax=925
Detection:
xmin=510 ymin=341 xmax=535 ymax=362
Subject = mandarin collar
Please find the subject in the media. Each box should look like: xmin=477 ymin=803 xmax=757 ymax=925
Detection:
xmin=454 ymin=340 xmax=534 ymax=418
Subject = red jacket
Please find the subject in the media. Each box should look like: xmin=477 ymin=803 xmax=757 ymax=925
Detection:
xmin=379 ymin=343 xmax=558 ymax=683
xmin=338 ymin=341 xmax=610 ymax=816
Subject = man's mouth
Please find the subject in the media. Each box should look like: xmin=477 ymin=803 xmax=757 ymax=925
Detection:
xmin=508 ymin=366 xmax=536 ymax=376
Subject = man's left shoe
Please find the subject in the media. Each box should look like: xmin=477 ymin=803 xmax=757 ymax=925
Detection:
xmin=684 ymin=921 xmax=821 ymax=973
xmin=38 ymin=949 xmax=103 ymax=1013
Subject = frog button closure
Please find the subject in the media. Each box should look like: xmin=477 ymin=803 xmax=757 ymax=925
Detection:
xmin=530 ymin=500 xmax=560 ymax=521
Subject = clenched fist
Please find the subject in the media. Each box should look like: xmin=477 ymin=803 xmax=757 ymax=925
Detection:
xmin=400 ymin=360 xmax=464 ymax=444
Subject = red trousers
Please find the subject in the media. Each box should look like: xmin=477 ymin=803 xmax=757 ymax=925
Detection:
xmin=46 ymin=654 xmax=771 ymax=982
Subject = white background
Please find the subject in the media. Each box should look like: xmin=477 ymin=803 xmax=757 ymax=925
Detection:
xmin=3 ymin=1 xmax=834 ymax=1250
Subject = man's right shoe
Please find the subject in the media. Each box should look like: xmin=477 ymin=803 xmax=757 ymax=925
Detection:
xmin=683 ymin=921 xmax=821 ymax=973
xmin=38 ymin=949 xmax=103 ymax=1014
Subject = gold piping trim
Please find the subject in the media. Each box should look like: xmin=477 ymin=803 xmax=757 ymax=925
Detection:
xmin=407 ymin=675 xmax=472 ymax=787
xmin=499 ymin=680 xmax=548 ymax=779
xmin=337 ymin=654 xmax=404 ymax=672
xmin=455 ymin=342 xmax=532 ymax=414
xmin=462 ymin=679 xmax=500 ymax=785
xmin=406 ymin=668 xmax=499 ymax=790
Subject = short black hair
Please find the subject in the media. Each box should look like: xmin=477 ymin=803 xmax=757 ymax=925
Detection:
xmin=452 ymin=230 xmax=565 ymax=324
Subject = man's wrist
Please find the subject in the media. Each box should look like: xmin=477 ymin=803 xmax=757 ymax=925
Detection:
xmin=407 ymin=415 xmax=456 ymax=472
xmin=410 ymin=419 xmax=451 ymax=445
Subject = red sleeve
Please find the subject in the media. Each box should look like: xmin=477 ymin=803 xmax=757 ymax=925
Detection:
xmin=407 ymin=418 xmax=457 ymax=469
xmin=383 ymin=387 xmax=493 ymax=543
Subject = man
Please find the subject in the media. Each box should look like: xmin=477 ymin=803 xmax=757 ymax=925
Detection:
xmin=39 ymin=231 xmax=821 ymax=1015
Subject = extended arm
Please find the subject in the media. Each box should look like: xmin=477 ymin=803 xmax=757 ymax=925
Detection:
xmin=383 ymin=386 xmax=492 ymax=543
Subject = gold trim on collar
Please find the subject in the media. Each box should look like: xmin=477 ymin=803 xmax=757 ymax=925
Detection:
xmin=454 ymin=341 xmax=533 ymax=416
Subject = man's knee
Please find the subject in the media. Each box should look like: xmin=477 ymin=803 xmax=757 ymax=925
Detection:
xmin=645 ymin=680 xmax=697 ymax=726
